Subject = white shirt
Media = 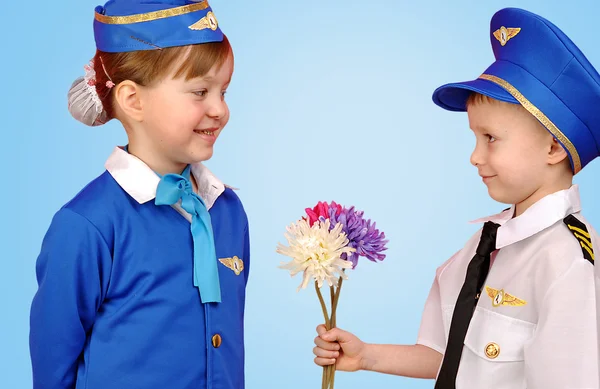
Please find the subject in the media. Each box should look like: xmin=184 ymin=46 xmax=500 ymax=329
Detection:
xmin=417 ymin=185 xmax=599 ymax=389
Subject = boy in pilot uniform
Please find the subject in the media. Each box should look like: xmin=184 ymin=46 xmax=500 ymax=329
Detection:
xmin=312 ymin=7 xmax=600 ymax=388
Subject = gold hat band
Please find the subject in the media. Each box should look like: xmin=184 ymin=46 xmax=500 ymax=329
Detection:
xmin=95 ymin=1 xmax=209 ymax=25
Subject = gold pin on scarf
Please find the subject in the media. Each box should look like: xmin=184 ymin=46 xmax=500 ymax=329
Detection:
xmin=493 ymin=26 xmax=521 ymax=46
xmin=189 ymin=11 xmax=218 ymax=31
xmin=219 ymin=256 xmax=244 ymax=275
xmin=486 ymin=286 xmax=526 ymax=307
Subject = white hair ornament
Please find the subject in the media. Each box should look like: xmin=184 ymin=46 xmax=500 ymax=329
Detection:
xmin=67 ymin=58 xmax=115 ymax=126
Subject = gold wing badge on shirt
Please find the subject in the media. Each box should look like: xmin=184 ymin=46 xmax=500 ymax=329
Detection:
xmin=485 ymin=286 xmax=527 ymax=307
xmin=219 ymin=256 xmax=244 ymax=276
xmin=493 ymin=26 xmax=521 ymax=46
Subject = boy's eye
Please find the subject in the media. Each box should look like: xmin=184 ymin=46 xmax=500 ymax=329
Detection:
xmin=194 ymin=90 xmax=208 ymax=97
xmin=486 ymin=134 xmax=497 ymax=143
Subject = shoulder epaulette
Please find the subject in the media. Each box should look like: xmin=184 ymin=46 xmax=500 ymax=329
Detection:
xmin=563 ymin=214 xmax=594 ymax=265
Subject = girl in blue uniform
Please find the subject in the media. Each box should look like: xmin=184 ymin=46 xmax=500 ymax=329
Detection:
xmin=29 ymin=1 xmax=250 ymax=388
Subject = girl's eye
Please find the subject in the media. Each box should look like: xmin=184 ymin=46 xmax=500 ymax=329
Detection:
xmin=486 ymin=134 xmax=497 ymax=143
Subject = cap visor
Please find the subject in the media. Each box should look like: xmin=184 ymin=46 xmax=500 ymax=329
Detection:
xmin=432 ymin=78 xmax=519 ymax=112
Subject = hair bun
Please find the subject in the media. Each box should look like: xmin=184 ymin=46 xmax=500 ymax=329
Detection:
xmin=67 ymin=61 xmax=109 ymax=127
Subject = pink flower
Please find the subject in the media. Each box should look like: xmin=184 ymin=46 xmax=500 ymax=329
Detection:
xmin=304 ymin=201 xmax=342 ymax=226
xmin=106 ymin=80 xmax=115 ymax=88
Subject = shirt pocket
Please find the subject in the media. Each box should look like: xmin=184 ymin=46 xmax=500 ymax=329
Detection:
xmin=456 ymin=307 xmax=536 ymax=389
xmin=464 ymin=307 xmax=536 ymax=362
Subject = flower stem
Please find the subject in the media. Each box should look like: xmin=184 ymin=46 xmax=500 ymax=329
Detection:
xmin=331 ymin=276 xmax=343 ymax=328
xmin=315 ymin=282 xmax=331 ymax=330
xmin=327 ymin=276 xmax=344 ymax=389
xmin=315 ymin=282 xmax=330 ymax=389
xmin=330 ymin=284 xmax=335 ymax=319
xmin=326 ymin=285 xmax=335 ymax=388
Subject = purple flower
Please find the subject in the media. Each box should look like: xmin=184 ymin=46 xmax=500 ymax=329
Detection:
xmin=319 ymin=205 xmax=388 ymax=268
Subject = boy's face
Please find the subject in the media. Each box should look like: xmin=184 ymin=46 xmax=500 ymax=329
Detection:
xmin=467 ymin=99 xmax=558 ymax=206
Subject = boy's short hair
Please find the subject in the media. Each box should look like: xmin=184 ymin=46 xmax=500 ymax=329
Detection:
xmin=466 ymin=92 xmax=523 ymax=110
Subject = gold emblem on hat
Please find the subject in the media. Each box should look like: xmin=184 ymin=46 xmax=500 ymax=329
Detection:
xmin=189 ymin=11 xmax=219 ymax=31
xmin=486 ymin=286 xmax=526 ymax=307
xmin=219 ymin=256 xmax=244 ymax=275
xmin=493 ymin=26 xmax=521 ymax=46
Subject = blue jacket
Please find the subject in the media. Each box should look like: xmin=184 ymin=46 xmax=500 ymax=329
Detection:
xmin=30 ymin=148 xmax=249 ymax=389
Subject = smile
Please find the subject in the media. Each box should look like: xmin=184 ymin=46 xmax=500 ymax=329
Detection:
xmin=194 ymin=129 xmax=216 ymax=136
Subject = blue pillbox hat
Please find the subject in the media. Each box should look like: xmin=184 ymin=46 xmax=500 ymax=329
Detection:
xmin=94 ymin=0 xmax=223 ymax=53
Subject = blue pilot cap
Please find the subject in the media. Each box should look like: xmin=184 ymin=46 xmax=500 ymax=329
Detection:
xmin=432 ymin=8 xmax=600 ymax=173
xmin=94 ymin=0 xmax=223 ymax=53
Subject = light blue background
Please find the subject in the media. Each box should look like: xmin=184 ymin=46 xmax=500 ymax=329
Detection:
xmin=3 ymin=0 xmax=600 ymax=387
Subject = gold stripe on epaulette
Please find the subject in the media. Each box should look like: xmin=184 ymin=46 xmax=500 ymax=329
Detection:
xmin=567 ymin=224 xmax=591 ymax=239
xmin=573 ymin=232 xmax=593 ymax=249
xmin=567 ymin=224 xmax=594 ymax=260
xmin=579 ymin=241 xmax=595 ymax=261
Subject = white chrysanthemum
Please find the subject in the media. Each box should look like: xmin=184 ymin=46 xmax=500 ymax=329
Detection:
xmin=277 ymin=219 xmax=355 ymax=291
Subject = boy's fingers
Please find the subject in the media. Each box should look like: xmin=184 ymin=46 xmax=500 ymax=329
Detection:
xmin=313 ymin=346 xmax=340 ymax=359
xmin=314 ymin=357 xmax=336 ymax=366
xmin=317 ymin=325 xmax=348 ymax=342
xmin=316 ymin=324 xmax=327 ymax=336
xmin=321 ymin=328 xmax=348 ymax=343
xmin=314 ymin=336 xmax=340 ymax=351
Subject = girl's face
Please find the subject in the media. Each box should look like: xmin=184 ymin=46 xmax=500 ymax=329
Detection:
xmin=127 ymin=52 xmax=234 ymax=175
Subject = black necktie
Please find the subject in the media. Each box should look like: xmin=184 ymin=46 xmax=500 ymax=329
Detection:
xmin=434 ymin=221 xmax=500 ymax=389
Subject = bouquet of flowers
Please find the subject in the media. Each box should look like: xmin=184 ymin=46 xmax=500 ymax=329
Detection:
xmin=277 ymin=201 xmax=388 ymax=389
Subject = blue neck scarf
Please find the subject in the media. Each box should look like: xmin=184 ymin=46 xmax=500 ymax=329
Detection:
xmin=124 ymin=145 xmax=221 ymax=303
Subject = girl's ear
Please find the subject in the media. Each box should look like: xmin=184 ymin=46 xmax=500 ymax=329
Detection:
xmin=113 ymin=80 xmax=144 ymax=123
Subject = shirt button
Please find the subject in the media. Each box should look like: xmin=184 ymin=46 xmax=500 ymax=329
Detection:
xmin=484 ymin=342 xmax=500 ymax=359
xmin=212 ymin=334 xmax=222 ymax=348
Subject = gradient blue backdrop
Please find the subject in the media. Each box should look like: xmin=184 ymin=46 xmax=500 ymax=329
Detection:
xmin=3 ymin=0 xmax=600 ymax=387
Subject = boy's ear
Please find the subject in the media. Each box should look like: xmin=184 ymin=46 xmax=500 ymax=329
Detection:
xmin=114 ymin=80 xmax=144 ymax=123
xmin=547 ymin=138 xmax=569 ymax=165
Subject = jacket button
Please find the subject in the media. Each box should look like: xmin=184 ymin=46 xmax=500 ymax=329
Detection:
xmin=212 ymin=334 xmax=222 ymax=348
xmin=484 ymin=342 xmax=500 ymax=359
